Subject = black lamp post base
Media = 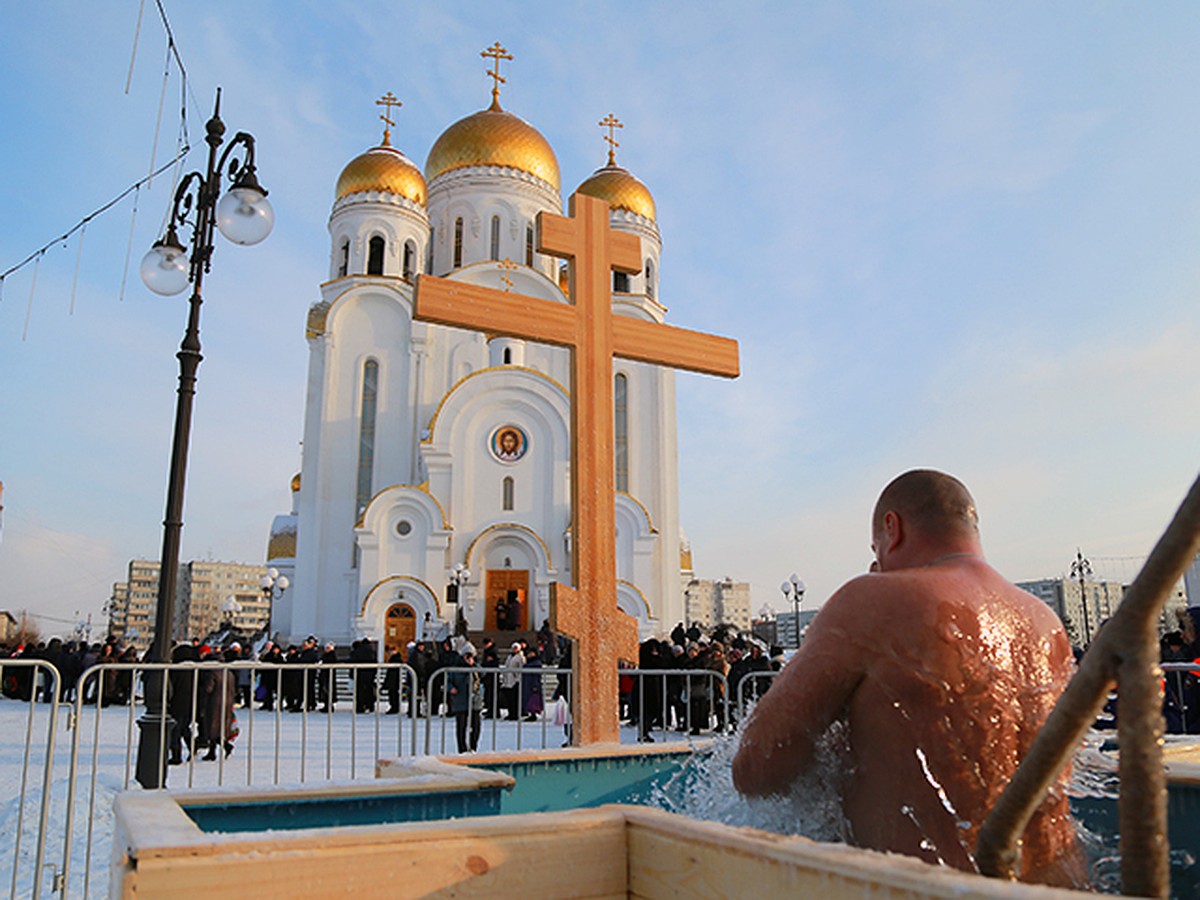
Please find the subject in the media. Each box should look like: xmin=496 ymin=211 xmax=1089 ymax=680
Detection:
xmin=135 ymin=712 xmax=175 ymax=789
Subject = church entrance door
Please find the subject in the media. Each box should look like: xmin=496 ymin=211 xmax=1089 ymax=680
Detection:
xmin=384 ymin=603 xmax=417 ymax=658
xmin=485 ymin=570 xmax=529 ymax=631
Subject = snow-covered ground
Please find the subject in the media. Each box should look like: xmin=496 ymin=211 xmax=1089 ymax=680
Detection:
xmin=0 ymin=691 xmax=697 ymax=899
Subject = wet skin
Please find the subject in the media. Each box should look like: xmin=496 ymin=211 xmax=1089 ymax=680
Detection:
xmin=732 ymin=556 xmax=1080 ymax=886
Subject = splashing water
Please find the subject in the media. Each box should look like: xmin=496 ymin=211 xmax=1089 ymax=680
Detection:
xmin=638 ymin=717 xmax=850 ymax=843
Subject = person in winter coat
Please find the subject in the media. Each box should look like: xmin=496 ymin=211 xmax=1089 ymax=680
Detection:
xmin=168 ymin=642 xmax=199 ymax=764
xmin=500 ymin=642 xmax=524 ymax=720
xmin=447 ymin=643 xmax=483 ymax=752
xmin=201 ymin=648 xmax=239 ymax=760
xmin=351 ymin=639 xmax=377 ymax=713
xmin=521 ymin=649 xmax=544 ymax=721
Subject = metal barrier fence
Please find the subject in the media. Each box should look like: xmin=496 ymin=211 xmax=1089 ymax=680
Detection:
xmin=735 ymin=670 xmax=780 ymax=714
xmin=622 ymin=667 xmax=732 ymax=740
xmin=1 ymin=660 xmax=61 ymax=900
xmin=424 ymin=665 xmax=575 ymax=754
xmin=1161 ymin=661 xmax=1200 ymax=734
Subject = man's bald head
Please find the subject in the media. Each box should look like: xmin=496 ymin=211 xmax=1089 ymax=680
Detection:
xmin=872 ymin=469 xmax=979 ymax=542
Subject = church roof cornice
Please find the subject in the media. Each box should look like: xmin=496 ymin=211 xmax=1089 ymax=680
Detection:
xmin=463 ymin=523 xmax=552 ymax=573
xmin=355 ymin=481 xmax=451 ymax=530
xmin=310 ymin=278 xmax=416 ymax=338
xmin=423 ymin=365 xmax=568 ymax=444
xmin=617 ymin=491 xmax=659 ymax=535
xmin=359 ymin=575 xmax=442 ymax=620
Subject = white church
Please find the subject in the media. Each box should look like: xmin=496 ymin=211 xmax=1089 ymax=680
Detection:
xmin=269 ymin=55 xmax=703 ymax=658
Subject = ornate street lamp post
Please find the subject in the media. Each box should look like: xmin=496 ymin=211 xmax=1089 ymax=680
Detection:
xmin=448 ymin=563 xmax=471 ymax=639
xmin=135 ymin=89 xmax=273 ymax=789
xmin=1070 ymin=548 xmax=1094 ymax=648
xmin=780 ymin=572 xmax=805 ymax=649
xmin=221 ymin=595 xmax=243 ymax=632
xmin=260 ymin=567 xmax=289 ymax=641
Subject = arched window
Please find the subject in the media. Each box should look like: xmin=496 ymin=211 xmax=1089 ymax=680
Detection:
xmin=525 ymin=223 xmax=534 ymax=266
xmin=645 ymin=259 xmax=655 ymax=299
xmin=338 ymin=240 xmax=349 ymax=278
xmin=356 ymin=359 xmax=379 ymax=518
xmin=502 ymin=476 xmax=514 ymax=511
xmin=503 ymin=347 xmax=512 ymax=365
xmin=614 ymin=372 xmax=629 ymax=491
xmin=453 ymin=217 xmax=464 ymax=269
xmin=367 ymin=236 xmax=385 ymax=275
xmin=613 ymin=272 xmax=630 ymax=293
xmin=490 ymin=215 xmax=501 ymax=260
xmin=427 ymin=227 xmax=435 ymax=273
xmin=402 ymin=240 xmax=416 ymax=281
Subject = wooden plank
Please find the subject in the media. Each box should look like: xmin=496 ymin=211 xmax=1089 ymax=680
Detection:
xmin=622 ymin=808 xmax=1084 ymax=900
xmin=612 ymin=316 xmax=740 ymax=378
xmin=413 ymin=276 xmax=577 ymax=347
xmin=128 ymin=811 xmax=628 ymax=899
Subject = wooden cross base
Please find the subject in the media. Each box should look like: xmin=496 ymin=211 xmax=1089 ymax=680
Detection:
xmin=551 ymin=582 xmax=640 ymax=745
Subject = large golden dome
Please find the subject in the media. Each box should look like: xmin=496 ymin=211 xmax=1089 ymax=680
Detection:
xmin=425 ymin=101 xmax=560 ymax=190
xmin=336 ymin=141 xmax=427 ymax=204
xmin=575 ymin=164 xmax=656 ymax=221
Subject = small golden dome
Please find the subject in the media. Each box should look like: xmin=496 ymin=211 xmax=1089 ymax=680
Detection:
xmin=336 ymin=143 xmax=427 ymax=204
xmin=290 ymin=473 xmax=301 ymax=493
xmin=425 ymin=102 xmax=560 ymax=190
xmin=575 ymin=164 xmax=656 ymax=221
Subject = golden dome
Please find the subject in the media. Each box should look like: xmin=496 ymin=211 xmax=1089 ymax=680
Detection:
xmin=336 ymin=142 xmax=427 ymax=204
xmin=290 ymin=473 xmax=301 ymax=493
xmin=575 ymin=164 xmax=656 ymax=221
xmin=425 ymin=101 xmax=560 ymax=190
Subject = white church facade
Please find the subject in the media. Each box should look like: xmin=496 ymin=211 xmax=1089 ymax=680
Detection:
xmin=269 ymin=64 xmax=698 ymax=658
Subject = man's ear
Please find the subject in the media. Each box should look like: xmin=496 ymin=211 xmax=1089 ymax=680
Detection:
xmin=883 ymin=510 xmax=903 ymax=552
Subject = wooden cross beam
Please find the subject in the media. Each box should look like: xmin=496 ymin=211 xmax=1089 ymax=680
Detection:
xmin=413 ymin=192 xmax=739 ymax=744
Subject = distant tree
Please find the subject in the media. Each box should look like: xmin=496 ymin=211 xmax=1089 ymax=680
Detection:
xmin=12 ymin=612 xmax=43 ymax=647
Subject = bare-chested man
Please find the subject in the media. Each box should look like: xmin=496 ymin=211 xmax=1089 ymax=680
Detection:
xmin=732 ymin=469 xmax=1081 ymax=886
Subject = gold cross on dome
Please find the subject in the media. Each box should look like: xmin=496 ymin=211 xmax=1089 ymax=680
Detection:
xmin=599 ymin=113 xmax=623 ymax=166
xmin=497 ymin=257 xmax=518 ymax=292
xmin=482 ymin=42 xmax=513 ymax=108
xmin=376 ymin=91 xmax=401 ymax=144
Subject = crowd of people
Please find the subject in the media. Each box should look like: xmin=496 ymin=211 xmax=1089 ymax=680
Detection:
xmin=623 ymin=625 xmax=781 ymax=741
xmin=2 ymin=613 xmax=786 ymax=760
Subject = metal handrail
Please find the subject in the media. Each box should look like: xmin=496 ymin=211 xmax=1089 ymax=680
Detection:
xmin=0 ymin=659 xmax=61 ymax=899
xmin=977 ymin=471 xmax=1200 ymax=897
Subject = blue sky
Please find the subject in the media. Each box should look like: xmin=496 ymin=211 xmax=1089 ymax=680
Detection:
xmin=2 ymin=2 xmax=1199 ymax=635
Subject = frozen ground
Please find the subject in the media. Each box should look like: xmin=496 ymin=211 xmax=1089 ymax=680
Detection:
xmin=0 ymin=694 xmax=698 ymax=899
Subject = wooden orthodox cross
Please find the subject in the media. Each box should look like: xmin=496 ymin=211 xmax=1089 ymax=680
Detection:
xmin=413 ymin=193 xmax=739 ymax=744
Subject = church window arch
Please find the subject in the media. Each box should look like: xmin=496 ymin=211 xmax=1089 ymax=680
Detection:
xmin=453 ymin=217 xmax=464 ymax=269
xmin=356 ymin=359 xmax=380 ymax=519
xmin=427 ymin=227 xmax=435 ymax=273
xmin=614 ymin=372 xmax=629 ymax=491
xmin=645 ymin=259 xmax=655 ymax=299
xmin=502 ymin=476 xmax=514 ymax=511
xmin=525 ymin=223 xmax=534 ymax=266
xmin=503 ymin=347 xmax=512 ymax=365
xmin=338 ymin=239 xmax=349 ymax=278
xmin=489 ymin=215 xmax=501 ymax=260
xmin=613 ymin=271 xmax=630 ymax=293
xmin=402 ymin=240 xmax=416 ymax=281
xmin=367 ymin=236 xmax=385 ymax=275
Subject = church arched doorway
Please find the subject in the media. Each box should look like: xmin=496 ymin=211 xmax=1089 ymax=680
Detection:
xmin=384 ymin=603 xmax=417 ymax=658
